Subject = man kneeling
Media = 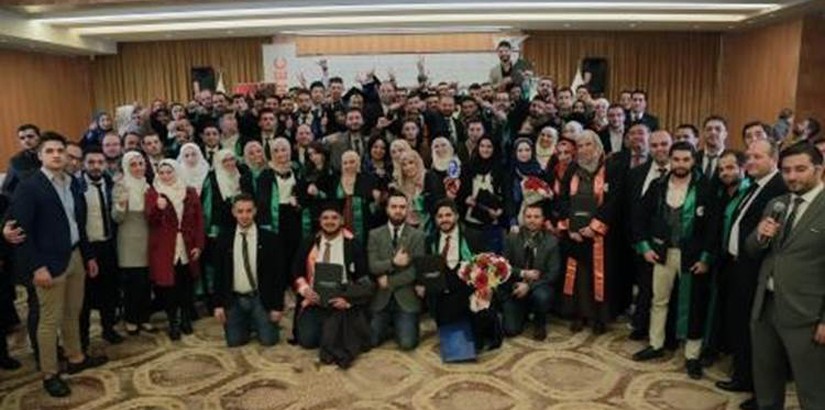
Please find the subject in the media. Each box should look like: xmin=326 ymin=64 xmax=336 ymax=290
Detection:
xmin=293 ymin=201 xmax=375 ymax=368
xmin=213 ymin=194 xmax=286 ymax=347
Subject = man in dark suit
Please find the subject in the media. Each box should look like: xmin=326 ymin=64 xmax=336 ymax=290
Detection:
xmin=501 ymin=202 xmax=560 ymax=341
xmin=632 ymin=142 xmax=719 ymax=380
xmin=78 ymin=147 xmax=124 ymax=350
xmin=626 ymin=130 xmax=672 ymax=340
xmin=11 ymin=132 xmax=106 ymax=397
xmin=698 ymin=116 xmax=728 ymax=181
xmin=213 ymin=194 xmax=286 ymax=347
xmin=745 ymin=142 xmax=825 ymax=410
xmin=427 ymin=95 xmax=465 ymax=147
xmin=368 ymin=190 xmax=426 ymax=350
xmin=715 ymin=140 xmax=786 ymax=409
xmin=2 ymin=124 xmax=41 ymax=196
xmin=326 ymin=108 xmax=368 ymax=172
xmin=599 ymin=104 xmax=627 ymax=156
xmin=627 ymin=90 xmax=659 ymax=132
xmin=293 ymin=201 xmax=374 ymax=368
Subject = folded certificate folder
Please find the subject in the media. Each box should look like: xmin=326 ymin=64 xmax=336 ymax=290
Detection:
xmin=415 ymin=255 xmax=447 ymax=293
xmin=470 ymin=190 xmax=503 ymax=224
xmin=438 ymin=321 xmax=477 ymax=363
xmin=313 ymin=263 xmax=344 ymax=306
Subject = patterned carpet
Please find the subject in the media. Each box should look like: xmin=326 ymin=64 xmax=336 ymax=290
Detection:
xmin=0 ymin=294 xmax=801 ymax=410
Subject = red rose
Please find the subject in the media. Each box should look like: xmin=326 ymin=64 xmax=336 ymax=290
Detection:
xmin=474 ymin=272 xmax=489 ymax=289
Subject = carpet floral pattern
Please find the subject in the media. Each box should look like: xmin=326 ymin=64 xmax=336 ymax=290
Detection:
xmin=0 ymin=293 xmax=800 ymax=410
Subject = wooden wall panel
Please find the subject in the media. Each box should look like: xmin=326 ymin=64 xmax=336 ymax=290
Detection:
xmin=522 ymin=31 xmax=720 ymax=133
xmin=718 ymin=19 xmax=803 ymax=148
xmin=90 ymin=37 xmax=269 ymax=113
xmin=0 ymin=49 xmax=93 ymax=170
xmin=294 ymin=33 xmax=497 ymax=56
xmin=795 ymin=15 xmax=825 ymax=122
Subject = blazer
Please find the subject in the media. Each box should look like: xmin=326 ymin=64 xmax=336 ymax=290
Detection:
xmin=367 ymin=224 xmax=426 ymax=313
xmin=502 ymin=229 xmax=561 ymax=294
xmin=626 ymin=112 xmax=660 ymax=132
xmin=727 ymin=172 xmax=787 ymax=261
xmin=145 ymin=186 xmax=205 ymax=287
xmin=745 ymin=192 xmax=825 ymax=327
xmin=214 ymin=225 xmax=287 ymax=312
xmin=292 ymin=234 xmax=374 ymax=308
xmin=12 ymin=170 xmax=93 ymax=279
xmin=1 ymin=149 xmax=40 ymax=196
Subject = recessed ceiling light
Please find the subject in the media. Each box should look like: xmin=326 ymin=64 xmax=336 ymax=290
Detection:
xmin=226 ymin=30 xmax=234 ymax=34
xmin=563 ymin=23 xmax=571 ymax=28
xmin=727 ymin=25 xmax=735 ymax=29
xmin=164 ymin=33 xmax=173 ymax=38
xmin=629 ymin=23 xmax=637 ymax=28
xmin=693 ymin=24 xmax=700 ymax=28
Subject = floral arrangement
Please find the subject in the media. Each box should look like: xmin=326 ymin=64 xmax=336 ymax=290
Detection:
xmin=458 ymin=253 xmax=512 ymax=312
xmin=521 ymin=176 xmax=552 ymax=205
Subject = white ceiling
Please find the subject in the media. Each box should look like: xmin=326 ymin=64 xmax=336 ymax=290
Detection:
xmin=0 ymin=0 xmax=819 ymax=54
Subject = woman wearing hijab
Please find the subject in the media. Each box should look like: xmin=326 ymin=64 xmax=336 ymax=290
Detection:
xmin=146 ymin=160 xmax=205 ymax=340
xmin=536 ymin=126 xmax=558 ymax=171
xmin=240 ymin=141 xmax=267 ymax=195
xmin=557 ymin=130 xmax=619 ymax=334
xmin=112 ymin=152 xmax=154 ymax=335
xmin=81 ymin=112 xmax=114 ymax=150
xmin=506 ymin=138 xmax=551 ymax=234
xmin=177 ymin=142 xmax=210 ymax=196
xmin=248 ymin=137 xmax=304 ymax=271
xmin=458 ymin=136 xmax=507 ymax=253
xmin=425 ymin=136 xmax=462 ymax=217
xmin=200 ymin=149 xmax=243 ymax=306
xmin=392 ymin=150 xmax=429 ymax=231
xmin=333 ymin=150 xmax=378 ymax=244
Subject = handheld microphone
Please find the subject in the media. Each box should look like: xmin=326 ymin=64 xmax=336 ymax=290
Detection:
xmin=769 ymin=201 xmax=787 ymax=223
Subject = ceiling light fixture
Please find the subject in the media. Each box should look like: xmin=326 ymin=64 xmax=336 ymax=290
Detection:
xmin=72 ymin=13 xmax=749 ymax=35
xmin=36 ymin=2 xmax=780 ymax=25
xmin=279 ymin=25 xmax=512 ymax=35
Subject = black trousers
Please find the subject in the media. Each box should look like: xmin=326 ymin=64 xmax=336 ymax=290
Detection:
xmin=121 ymin=267 xmax=151 ymax=325
xmin=81 ymin=240 xmax=120 ymax=349
xmin=723 ymin=257 xmax=760 ymax=388
xmin=630 ymin=256 xmax=653 ymax=333
xmin=155 ymin=264 xmax=194 ymax=325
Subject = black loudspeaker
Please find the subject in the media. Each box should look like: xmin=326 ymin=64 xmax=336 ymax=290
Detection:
xmin=191 ymin=66 xmax=216 ymax=93
xmin=581 ymin=58 xmax=608 ymax=96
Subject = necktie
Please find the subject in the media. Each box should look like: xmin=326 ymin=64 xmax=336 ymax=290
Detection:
xmin=704 ymin=156 xmax=717 ymax=178
xmin=781 ymin=197 xmax=805 ymax=246
xmin=735 ymin=182 xmax=760 ymax=214
xmin=441 ymin=235 xmax=451 ymax=259
xmin=323 ymin=241 xmax=331 ymax=263
xmin=657 ymin=167 xmax=668 ymax=177
xmin=632 ymin=155 xmax=642 ymax=168
xmin=392 ymin=226 xmax=399 ymax=249
xmin=240 ymin=231 xmax=257 ymax=290
xmin=93 ymin=182 xmax=111 ymax=238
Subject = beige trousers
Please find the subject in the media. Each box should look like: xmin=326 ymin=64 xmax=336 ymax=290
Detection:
xmin=649 ymin=248 xmax=702 ymax=359
xmin=35 ymin=250 xmax=86 ymax=375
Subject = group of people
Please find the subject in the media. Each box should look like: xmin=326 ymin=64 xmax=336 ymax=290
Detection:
xmin=0 ymin=40 xmax=823 ymax=409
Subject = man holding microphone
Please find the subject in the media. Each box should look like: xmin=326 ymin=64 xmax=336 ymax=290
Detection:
xmin=745 ymin=142 xmax=825 ymax=410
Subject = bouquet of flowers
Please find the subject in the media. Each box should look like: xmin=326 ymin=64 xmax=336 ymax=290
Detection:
xmin=521 ymin=176 xmax=552 ymax=205
xmin=458 ymin=253 xmax=512 ymax=312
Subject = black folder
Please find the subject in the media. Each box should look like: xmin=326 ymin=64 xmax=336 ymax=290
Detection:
xmin=313 ymin=263 xmax=344 ymax=306
xmin=470 ymin=189 xmax=503 ymax=224
xmin=415 ymin=255 xmax=447 ymax=293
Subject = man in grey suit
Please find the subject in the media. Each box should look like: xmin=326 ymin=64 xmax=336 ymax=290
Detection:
xmin=368 ymin=190 xmax=426 ymax=350
xmin=745 ymin=142 xmax=825 ymax=410
xmin=325 ymin=108 xmax=367 ymax=172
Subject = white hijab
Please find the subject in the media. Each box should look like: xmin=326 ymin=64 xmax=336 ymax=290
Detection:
xmin=213 ymin=149 xmax=240 ymax=200
xmin=121 ymin=151 xmax=148 ymax=212
xmin=154 ymin=159 xmax=187 ymax=222
xmin=430 ymin=137 xmax=460 ymax=173
xmin=176 ymin=142 xmax=209 ymax=194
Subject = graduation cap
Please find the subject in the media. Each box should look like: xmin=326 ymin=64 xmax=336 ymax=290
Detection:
xmin=343 ymin=87 xmax=365 ymax=102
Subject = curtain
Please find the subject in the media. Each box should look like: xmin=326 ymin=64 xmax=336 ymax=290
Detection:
xmin=90 ymin=37 xmax=269 ymax=113
xmin=522 ymin=31 xmax=720 ymax=132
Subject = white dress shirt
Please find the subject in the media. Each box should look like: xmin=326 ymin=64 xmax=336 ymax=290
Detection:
xmin=277 ymin=173 xmax=296 ymax=204
xmin=315 ymin=233 xmax=347 ymax=283
xmin=728 ymin=170 xmax=778 ymax=256
xmin=233 ymin=224 xmax=258 ymax=293
xmin=609 ymin=129 xmax=624 ymax=154
xmin=84 ymin=175 xmax=110 ymax=242
xmin=642 ymin=162 xmax=670 ymax=196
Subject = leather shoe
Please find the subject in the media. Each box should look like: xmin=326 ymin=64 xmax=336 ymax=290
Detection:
xmin=739 ymin=397 xmax=756 ymax=410
xmin=632 ymin=346 xmax=665 ymax=362
xmin=715 ymin=380 xmax=752 ymax=393
xmin=43 ymin=375 xmax=71 ymax=397
xmin=0 ymin=355 xmax=21 ymax=370
xmin=569 ymin=319 xmax=584 ymax=333
xmin=66 ymin=355 xmax=108 ymax=375
xmin=686 ymin=359 xmax=703 ymax=379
